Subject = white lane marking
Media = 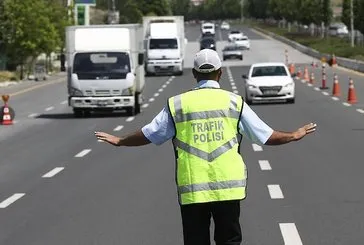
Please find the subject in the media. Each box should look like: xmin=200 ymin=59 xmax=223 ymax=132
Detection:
xmin=60 ymin=100 xmax=68 ymax=105
xmin=233 ymin=90 xmax=239 ymax=94
xmin=45 ymin=106 xmax=54 ymax=111
xmin=343 ymin=102 xmax=351 ymax=107
xmin=268 ymin=185 xmax=284 ymax=199
xmin=279 ymin=223 xmax=303 ymax=245
xmin=232 ymin=86 xmax=237 ymax=90
xmin=42 ymin=167 xmax=64 ymax=178
xmin=252 ymin=144 xmax=263 ymax=152
xmin=314 ymin=87 xmax=320 ymax=91
xmin=0 ymin=193 xmax=25 ymax=208
xmin=113 ymin=125 xmax=124 ymax=131
xmin=126 ymin=117 xmax=135 ymax=122
xmin=28 ymin=113 xmax=39 ymax=118
xmin=307 ymin=83 xmax=313 ymax=87
xmin=142 ymin=103 xmax=149 ymax=108
xmin=98 ymin=139 xmax=103 ymax=142
xmin=162 ymin=84 xmax=167 ymax=88
xmin=154 ymin=93 xmax=159 ymax=97
xmin=331 ymin=97 xmax=339 ymax=101
xmin=356 ymin=109 xmax=364 ymax=114
xmin=259 ymin=160 xmax=272 ymax=170
xmin=149 ymin=98 xmax=155 ymax=102
xmin=158 ymin=88 xmax=163 ymax=92
xmin=171 ymin=76 xmax=176 ymax=79
xmin=301 ymin=80 xmax=306 ymax=83
xmin=75 ymin=149 xmax=91 ymax=158
xmin=322 ymin=91 xmax=329 ymax=96
xmin=231 ymin=82 xmax=236 ymax=86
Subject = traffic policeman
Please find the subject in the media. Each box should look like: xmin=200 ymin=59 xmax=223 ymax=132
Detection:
xmin=95 ymin=49 xmax=317 ymax=245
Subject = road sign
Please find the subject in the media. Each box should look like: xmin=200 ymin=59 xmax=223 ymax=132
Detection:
xmin=75 ymin=0 xmax=96 ymax=5
xmin=77 ymin=5 xmax=85 ymax=25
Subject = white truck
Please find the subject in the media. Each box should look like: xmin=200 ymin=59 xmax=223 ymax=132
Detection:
xmin=143 ymin=16 xmax=186 ymax=76
xmin=65 ymin=24 xmax=145 ymax=117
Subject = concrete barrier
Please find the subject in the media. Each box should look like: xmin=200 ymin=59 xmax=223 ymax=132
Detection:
xmin=254 ymin=27 xmax=364 ymax=73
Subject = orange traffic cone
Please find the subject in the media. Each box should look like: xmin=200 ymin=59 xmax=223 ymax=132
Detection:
xmin=296 ymin=67 xmax=302 ymax=78
xmin=347 ymin=78 xmax=357 ymax=104
xmin=309 ymin=72 xmax=315 ymax=84
xmin=1 ymin=104 xmax=13 ymax=125
xmin=332 ymin=74 xmax=341 ymax=97
xmin=304 ymin=67 xmax=309 ymax=82
xmin=289 ymin=63 xmax=295 ymax=75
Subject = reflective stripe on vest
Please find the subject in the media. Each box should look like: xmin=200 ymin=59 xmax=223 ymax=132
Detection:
xmin=179 ymin=179 xmax=246 ymax=194
xmin=168 ymin=89 xmax=247 ymax=205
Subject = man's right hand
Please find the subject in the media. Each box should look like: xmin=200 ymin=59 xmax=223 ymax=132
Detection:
xmin=293 ymin=123 xmax=317 ymax=141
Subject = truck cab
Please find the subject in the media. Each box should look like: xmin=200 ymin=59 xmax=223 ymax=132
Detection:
xmin=143 ymin=16 xmax=186 ymax=76
xmin=66 ymin=25 xmax=145 ymax=117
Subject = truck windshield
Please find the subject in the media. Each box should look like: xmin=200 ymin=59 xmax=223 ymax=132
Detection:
xmin=149 ymin=39 xmax=178 ymax=49
xmin=73 ymin=52 xmax=130 ymax=79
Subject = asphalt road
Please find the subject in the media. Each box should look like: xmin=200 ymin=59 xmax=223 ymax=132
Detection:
xmin=1 ymin=24 xmax=364 ymax=245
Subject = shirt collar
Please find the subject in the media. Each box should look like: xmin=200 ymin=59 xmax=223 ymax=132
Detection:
xmin=196 ymin=80 xmax=220 ymax=89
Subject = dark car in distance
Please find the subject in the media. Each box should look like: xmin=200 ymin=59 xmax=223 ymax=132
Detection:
xmin=200 ymin=37 xmax=216 ymax=51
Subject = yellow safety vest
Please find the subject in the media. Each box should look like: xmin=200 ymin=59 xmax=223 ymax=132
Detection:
xmin=168 ymin=88 xmax=247 ymax=205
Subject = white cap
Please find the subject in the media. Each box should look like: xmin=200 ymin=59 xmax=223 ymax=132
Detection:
xmin=193 ymin=49 xmax=222 ymax=73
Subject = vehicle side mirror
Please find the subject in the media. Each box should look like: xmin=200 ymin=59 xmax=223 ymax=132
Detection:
xmin=242 ymin=74 xmax=248 ymax=79
xmin=138 ymin=53 xmax=144 ymax=65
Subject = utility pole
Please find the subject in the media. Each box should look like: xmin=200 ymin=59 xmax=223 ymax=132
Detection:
xmin=350 ymin=0 xmax=354 ymax=47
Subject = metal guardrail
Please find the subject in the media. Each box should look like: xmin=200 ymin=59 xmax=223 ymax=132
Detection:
xmin=254 ymin=26 xmax=364 ymax=73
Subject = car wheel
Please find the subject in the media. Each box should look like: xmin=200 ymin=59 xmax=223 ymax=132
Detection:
xmin=239 ymin=56 xmax=243 ymax=60
xmin=287 ymin=98 xmax=295 ymax=104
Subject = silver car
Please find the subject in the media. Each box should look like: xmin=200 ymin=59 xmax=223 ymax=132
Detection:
xmin=222 ymin=45 xmax=243 ymax=61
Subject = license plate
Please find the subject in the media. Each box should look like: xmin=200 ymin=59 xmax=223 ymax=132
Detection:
xmin=263 ymin=90 xmax=278 ymax=95
xmin=96 ymin=100 xmax=108 ymax=106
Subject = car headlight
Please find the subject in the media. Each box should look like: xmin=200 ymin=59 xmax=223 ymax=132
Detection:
xmin=284 ymin=83 xmax=294 ymax=87
xmin=70 ymin=87 xmax=83 ymax=96
xmin=248 ymin=85 xmax=257 ymax=89
xmin=121 ymin=87 xmax=134 ymax=96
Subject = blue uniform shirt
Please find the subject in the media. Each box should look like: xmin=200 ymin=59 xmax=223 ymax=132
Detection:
xmin=142 ymin=80 xmax=274 ymax=145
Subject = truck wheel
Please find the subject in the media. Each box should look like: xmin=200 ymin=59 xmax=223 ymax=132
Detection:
xmin=126 ymin=107 xmax=136 ymax=116
xmin=83 ymin=110 xmax=91 ymax=117
xmin=135 ymin=93 xmax=141 ymax=114
xmin=73 ymin=109 xmax=83 ymax=118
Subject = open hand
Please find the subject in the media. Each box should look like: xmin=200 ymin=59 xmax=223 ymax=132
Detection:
xmin=94 ymin=131 xmax=121 ymax=146
xmin=294 ymin=123 xmax=317 ymax=141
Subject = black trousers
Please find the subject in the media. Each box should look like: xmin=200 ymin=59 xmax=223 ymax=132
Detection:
xmin=180 ymin=200 xmax=242 ymax=245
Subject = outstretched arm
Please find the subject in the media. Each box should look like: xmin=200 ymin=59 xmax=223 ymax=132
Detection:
xmin=95 ymin=130 xmax=151 ymax=147
xmin=265 ymin=123 xmax=317 ymax=145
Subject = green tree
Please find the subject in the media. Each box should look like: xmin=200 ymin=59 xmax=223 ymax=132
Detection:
xmin=170 ymin=0 xmax=190 ymax=16
xmin=321 ymin=0 xmax=332 ymax=25
xmin=341 ymin=0 xmax=351 ymax=29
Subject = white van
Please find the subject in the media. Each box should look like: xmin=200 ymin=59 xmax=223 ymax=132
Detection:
xmin=201 ymin=22 xmax=215 ymax=36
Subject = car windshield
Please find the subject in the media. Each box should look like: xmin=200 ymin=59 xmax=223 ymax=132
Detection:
xmin=203 ymin=26 xmax=213 ymax=29
xmin=201 ymin=38 xmax=215 ymax=45
xmin=149 ymin=38 xmax=178 ymax=49
xmin=251 ymin=66 xmax=288 ymax=77
xmin=224 ymin=46 xmax=243 ymax=51
xmin=230 ymin=31 xmax=241 ymax=34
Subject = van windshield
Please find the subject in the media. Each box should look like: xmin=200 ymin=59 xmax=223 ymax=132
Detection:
xmin=149 ymin=38 xmax=178 ymax=49
xmin=73 ymin=52 xmax=130 ymax=79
